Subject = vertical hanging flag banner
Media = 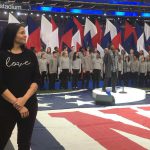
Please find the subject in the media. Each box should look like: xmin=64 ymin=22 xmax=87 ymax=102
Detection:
xmin=123 ymin=21 xmax=137 ymax=53
xmin=60 ymin=18 xmax=74 ymax=51
xmin=40 ymin=15 xmax=52 ymax=47
xmin=144 ymin=23 xmax=150 ymax=51
xmin=92 ymin=19 xmax=103 ymax=48
xmin=83 ymin=17 xmax=97 ymax=48
xmin=26 ymin=16 xmax=41 ymax=52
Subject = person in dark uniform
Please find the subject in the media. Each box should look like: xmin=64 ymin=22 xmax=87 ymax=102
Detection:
xmin=0 ymin=23 xmax=41 ymax=150
xmin=102 ymin=44 xmax=119 ymax=93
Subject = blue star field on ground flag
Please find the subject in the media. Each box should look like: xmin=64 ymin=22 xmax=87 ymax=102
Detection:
xmin=37 ymin=90 xmax=150 ymax=111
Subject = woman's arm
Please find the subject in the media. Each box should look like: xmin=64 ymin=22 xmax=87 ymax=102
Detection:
xmin=2 ymin=89 xmax=29 ymax=118
xmin=2 ymin=89 xmax=17 ymax=104
xmin=15 ymin=83 xmax=38 ymax=108
xmin=0 ymin=53 xmax=17 ymax=105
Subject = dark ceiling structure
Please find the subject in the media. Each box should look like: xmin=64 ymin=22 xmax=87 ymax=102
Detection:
xmin=0 ymin=0 xmax=149 ymax=13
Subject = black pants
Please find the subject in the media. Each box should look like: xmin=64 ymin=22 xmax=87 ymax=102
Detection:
xmin=48 ymin=73 xmax=57 ymax=90
xmin=93 ymin=69 xmax=101 ymax=88
xmin=82 ymin=71 xmax=91 ymax=88
xmin=103 ymin=72 xmax=117 ymax=91
xmin=146 ymin=72 xmax=150 ymax=87
xmin=139 ymin=73 xmax=145 ymax=87
xmin=118 ymin=71 xmax=123 ymax=85
xmin=123 ymin=72 xmax=130 ymax=86
xmin=72 ymin=69 xmax=80 ymax=89
xmin=0 ymin=99 xmax=37 ymax=150
xmin=46 ymin=64 xmax=49 ymax=81
xmin=131 ymin=72 xmax=138 ymax=87
xmin=111 ymin=72 xmax=117 ymax=90
xmin=41 ymin=71 xmax=47 ymax=88
xmin=60 ymin=69 xmax=69 ymax=89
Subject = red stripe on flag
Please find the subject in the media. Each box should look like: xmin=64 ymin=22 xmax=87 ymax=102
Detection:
xmin=50 ymin=110 xmax=149 ymax=150
xmin=26 ymin=28 xmax=41 ymax=52
xmin=60 ymin=29 xmax=73 ymax=50
xmin=124 ymin=21 xmax=138 ymax=43
xmin=73 ymin=17 xmax=84 ymax=42
xmin=51 ymin=17 xmax=57 ymax=31
xmin=100 ymin=107 xmax=150 ymax=128
xmin=92 ymin=19 xmax=103 ymax=48
xmin=138 ymin=106 xmax=150 ymax=111
xmin=112 ymin=32 xmax=122 ymax=49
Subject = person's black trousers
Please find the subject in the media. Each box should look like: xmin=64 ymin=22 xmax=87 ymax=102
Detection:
xmin=103 ymin=75 xmax=110 ymax=91
xmin=111 ymin=72 xmax=117 ymax=91
xmin=41 ymin=71 xmax=47 ymax=88
xmin=131 ymin=72 xmax=138 ymax=87
xmin=72 ymin=69 xmax=80 ymax=89
xmin=82 ymin=71 xmax=91 ymax=88
xmin=93 ymin=69 xmax=101 ymax=88
xmin=139 ymin=73 xmax=145 ymax=87
xmin=118 ymin=71 xmax=123 ymax=85
xmin=61 ymin=69 xmax=69 ymax=89
xmin=123 ymin=72 xmax=130 ymax=86
xmin=0 ymin=99 xmax=38 ymax=150
xmin=48 ymin=73 xmax=57 ymax=90
xmin=146 ymin=72 xmax=150 ymax=87
xmin=103 ymin=72 xmax=117 ymax=91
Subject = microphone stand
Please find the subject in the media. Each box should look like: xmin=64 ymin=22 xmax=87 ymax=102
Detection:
xmin=119 ymin=52 xmax=127 ymax=94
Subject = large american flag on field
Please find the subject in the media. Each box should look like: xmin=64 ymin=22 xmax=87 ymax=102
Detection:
xmin=8 ymin=90 xmax=150 ymax=150
xmin=36 ymin=90 xmax=150 ymax=150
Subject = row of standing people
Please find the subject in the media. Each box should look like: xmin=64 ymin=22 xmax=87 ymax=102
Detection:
xmin=36 ymin=46 xmax=150 ymax=90
xmin=118 ymin=49 xmax=150 ymax=88
xmin=103 ymin=45 xmax=150 ymax=92
xmin=36 ymin=46 xmax=103 ymax=89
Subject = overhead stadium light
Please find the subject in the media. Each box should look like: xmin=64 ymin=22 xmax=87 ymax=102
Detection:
xmin=141 ymin=12 xmax=150 ymax=17
xmin=104 ymin=13 xmax=107 ymax=16
xmin=70 ymin=8 xmax=104 ymax=15
xmin=31 ymin=6 xmax=67 ymax=13
xmin=4 ymin=11 xmax=8 ymax=15
xmin=110 ymin=11 xmax=138 ymax=17
xmin=17 ymin=12 xmax=21 ymax=16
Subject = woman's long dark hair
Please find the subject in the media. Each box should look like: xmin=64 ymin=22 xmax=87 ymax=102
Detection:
xmin=73 ymin=52 xmax=77 ymax=61
xmin=0 ymin=23 xmax=25 ymax=52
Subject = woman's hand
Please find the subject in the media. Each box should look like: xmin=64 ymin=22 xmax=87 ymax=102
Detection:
xmin=17 ymin=97 xmax=27 ymax=106
xmin=13 ymin=97 xmax=27 ymax=111
xmin=19 ymin=106 xmax=29 ymax=118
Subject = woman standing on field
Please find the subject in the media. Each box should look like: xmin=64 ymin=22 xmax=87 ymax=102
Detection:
xmin=0 ymin=23 xmax=41 ymax=150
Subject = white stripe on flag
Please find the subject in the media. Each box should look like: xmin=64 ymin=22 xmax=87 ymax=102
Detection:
xmin=37 ymin=112 xmax=106 ymax=150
